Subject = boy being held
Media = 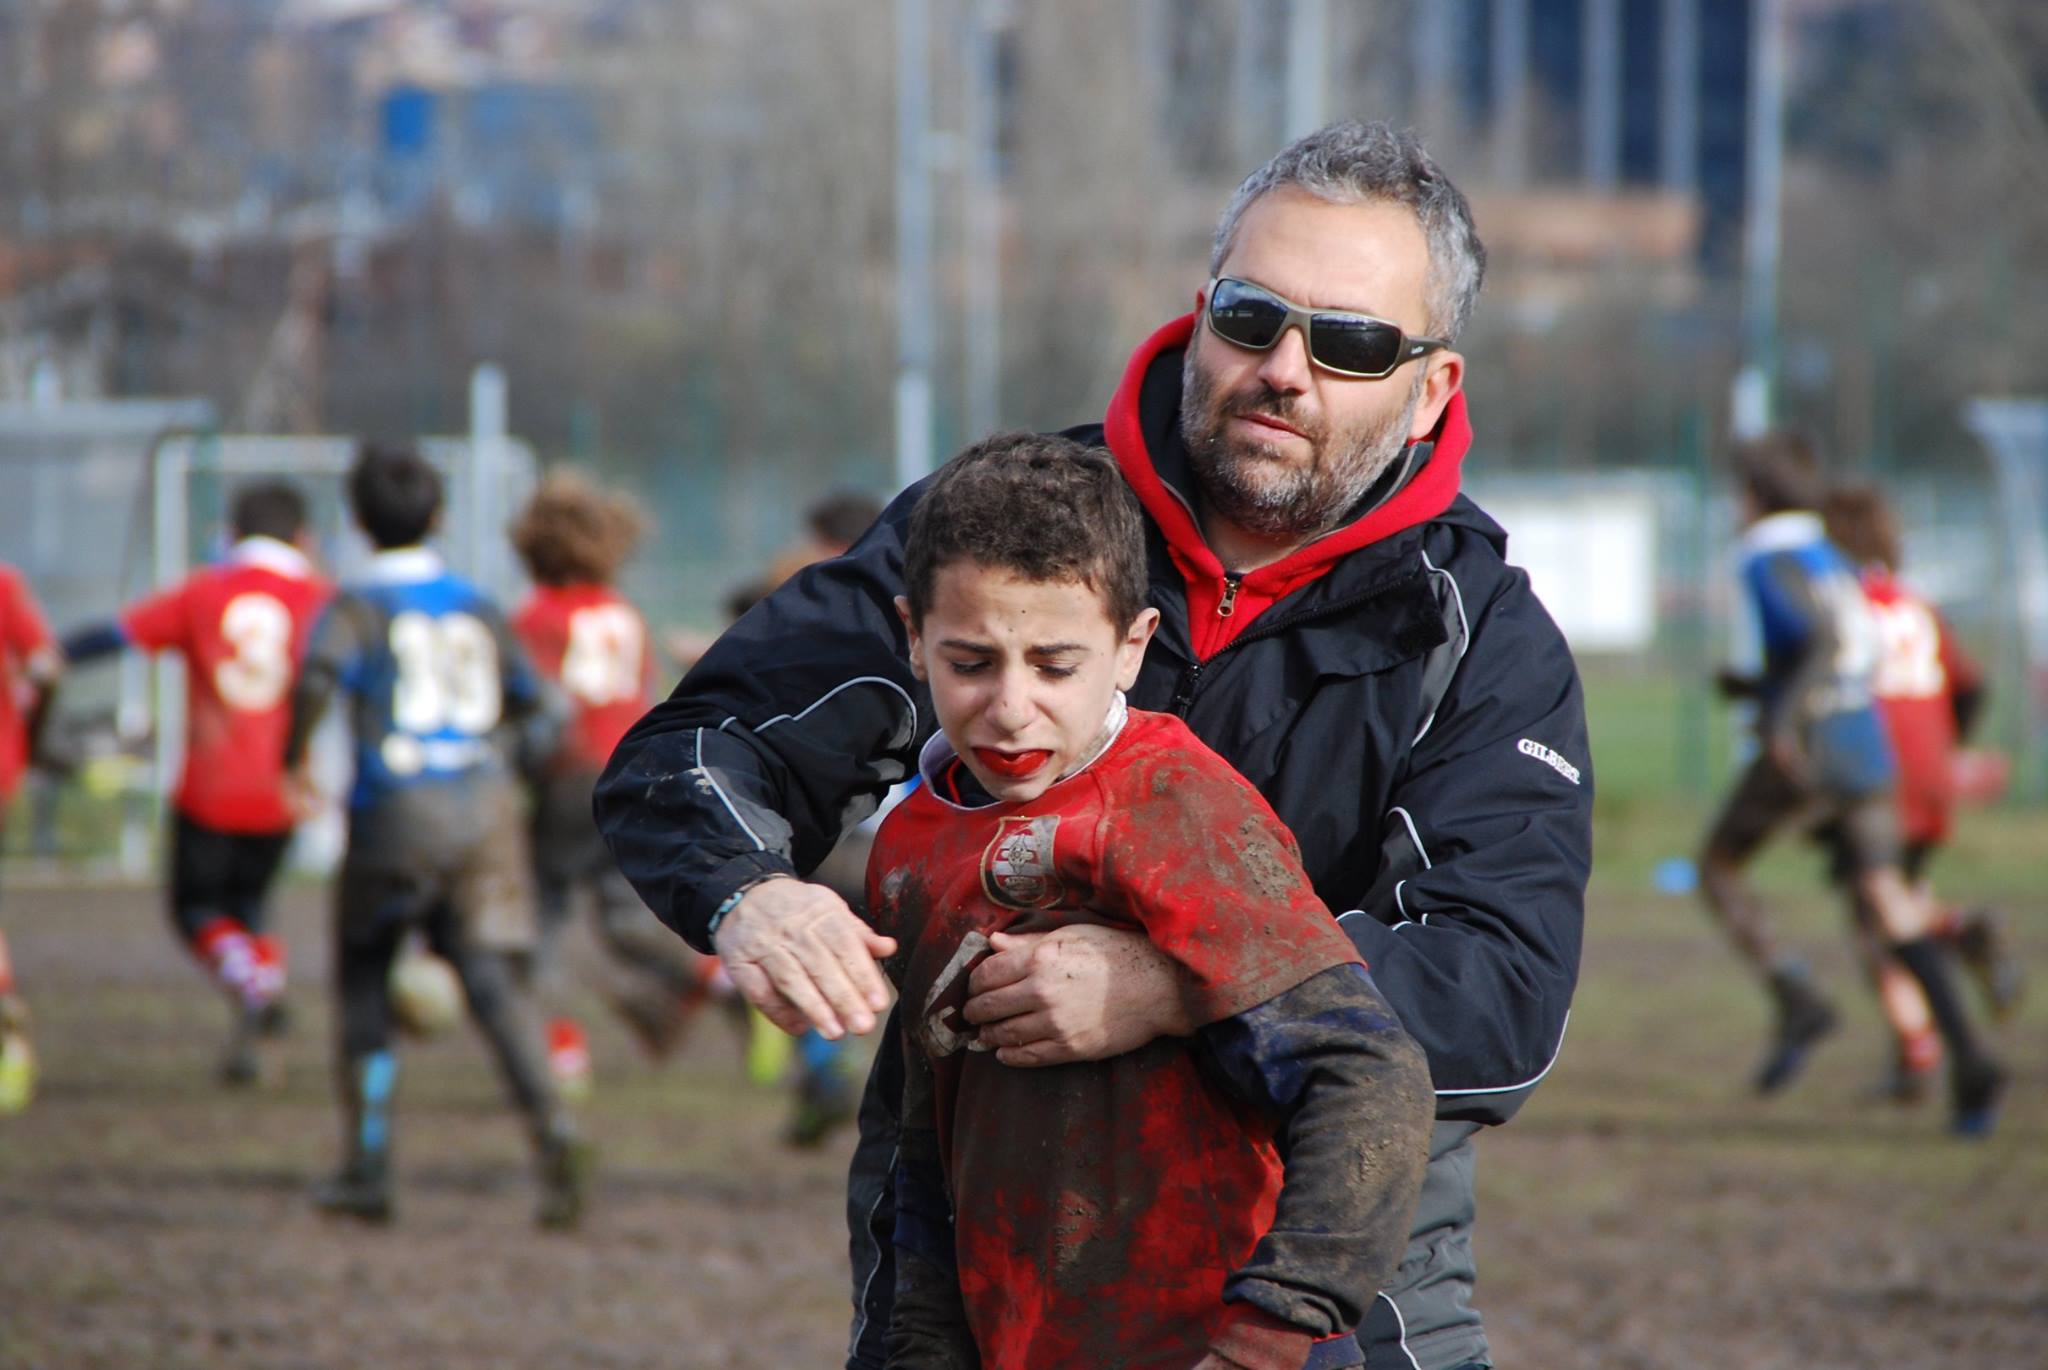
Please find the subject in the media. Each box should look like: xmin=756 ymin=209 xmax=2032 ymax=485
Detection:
xmin=868 ymin=434 xmax=1433 ymax=1370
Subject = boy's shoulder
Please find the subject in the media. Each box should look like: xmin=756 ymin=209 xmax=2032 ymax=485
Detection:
xmin=1098 ymin=707 xmax=1263 ymax=805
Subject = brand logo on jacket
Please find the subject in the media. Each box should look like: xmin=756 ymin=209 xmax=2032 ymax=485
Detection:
xmin=981 ymin=814 xmax=1065 ymax=909
xmin=1517 ymin=737 xmax=1581 ymax=785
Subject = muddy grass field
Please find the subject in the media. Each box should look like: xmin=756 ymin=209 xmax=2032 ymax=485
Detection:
xmin=2 ymin=861 xmax=2043 ymax=1369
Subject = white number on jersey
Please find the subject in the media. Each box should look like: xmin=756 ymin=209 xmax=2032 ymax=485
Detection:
xmin=1870 ymin=598 xmax=1946 ymax=700
xmin=388 ymin=610 xmax=503 ymax=735
xmin=214 ymin=592 xmax=295 ymax=712
xmin=560 ymin=603 xmax=645 ymax=707
xmin=1818 ymin=569 xmax=1881 ymax=682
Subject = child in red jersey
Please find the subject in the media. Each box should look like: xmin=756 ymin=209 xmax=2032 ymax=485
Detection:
xmin=0 ymin=562 xmax=64 ymax=1111
xmin=868 ymin=434 xmax=1432 ymax=1370
xmin=60 ymin=483 xmax=329 ymax=1084
xmin=1821 ymin=485 xmax=2022 ymax=1096
xmin=509 ymin=472 xmax=706 ymax=1069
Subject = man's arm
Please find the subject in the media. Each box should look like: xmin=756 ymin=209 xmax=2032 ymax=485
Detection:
xmin=963 ymin=562 xmax=1592 ymax=1127
xmin=594 ymin=490 xmax=926 ymax=1033
xmin=284 ymin=595 xmax=370 ymax=770
xmin=1335 ymin=564 xmax=1590 ymax=1126
xmin=1199 ymin=962 xmax=1432 ymax=1368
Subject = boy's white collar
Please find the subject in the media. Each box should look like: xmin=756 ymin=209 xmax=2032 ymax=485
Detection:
xmin=916 ymin=692 xmax=1131 ymax=811
xmin=1739 ymin=510 xmax=1824 ymax=556
xmin=231 ymin=535 xmax=314 ymax=578
xmin=365 ymin=545 xmax=445 ymax=583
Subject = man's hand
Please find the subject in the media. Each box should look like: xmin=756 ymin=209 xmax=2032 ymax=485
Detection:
xmin=960 ymin=923 xmax=1193 ymax=1067
xmin=713 ymin=876 xmax=897 ymax=1040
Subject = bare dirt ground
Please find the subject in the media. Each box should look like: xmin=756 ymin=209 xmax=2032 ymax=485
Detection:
xmin=1 ymin=877 xmax=2042 ymax=1369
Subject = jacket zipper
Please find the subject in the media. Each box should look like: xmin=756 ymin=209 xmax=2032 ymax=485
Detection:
xmin=1168 ymin=572 xmax=1427 ymax=719
xmin=1216 ymin=573 xmax=1242 ymax=618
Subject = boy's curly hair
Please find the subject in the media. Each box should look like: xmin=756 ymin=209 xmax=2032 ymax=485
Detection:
xmin=509 ymin=470 xmax=646 ymax=587
xmin=903 ymin=431 xmax=1147 ymax=629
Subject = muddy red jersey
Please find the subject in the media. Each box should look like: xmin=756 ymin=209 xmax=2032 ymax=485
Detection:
xmin=1860 ymin=568 xmax=1980 ymax=844
xmin=120 ymin=539 xmax=330 ymax=833
xmin=512 ymin=584 xmax=652 ymax=773
xmin=0 ymin=564 xmax=56 ymax=803
xmin=870 ymin=707 xmax=1368 ymax=1370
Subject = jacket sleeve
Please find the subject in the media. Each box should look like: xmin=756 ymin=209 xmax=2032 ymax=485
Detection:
xmin=882 ymin=1036 xmax=979 ymax=1369
xmin=1200 ymin=962 xmax=1432 ymax=1356
xmin=1340 ymin=556 xmax=1591 ymax=1126
xmin=593 ymin=487 xmax=930 ymax=951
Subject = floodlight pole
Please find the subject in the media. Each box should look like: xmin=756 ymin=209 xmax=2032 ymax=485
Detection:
xmin=963 ymin=0 xmax=1003 ymax=442
xmin=1733 ymin=0 xmax=1785 ymax=439
xmin=1284 ymin=0 xmax=1327 ymax=140
xmin=895 ymin=0 xmax=936 ymax=489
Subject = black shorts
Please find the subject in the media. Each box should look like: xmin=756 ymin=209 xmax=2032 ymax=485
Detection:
xmin=168 ymin=812 xmax=292 ymax=939
xmin=529 ymin=770 xmax=612 ymax=890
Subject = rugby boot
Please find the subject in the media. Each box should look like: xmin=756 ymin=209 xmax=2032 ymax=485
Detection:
xmin=611 ymin=987 xmax=692 ymax=1060
xmin=317 ymin=1050 xmax=397 ymax=1220
xmin=313 ymin=1155 xmax=394 ymax=1224
xmin=1951 ymin=908 xmax=2025 ymax=1022
xmin=783 ymin=1035 xmax=859 ymax=1149
xmin=1754 ymin=969 xmax=1838 ymax=1095
xmin=1950 ymin=1054 xmax=2007 ymax=1139
xmin=0 ymin=994 xmax=36 ymax=1115
xmin=219 ymin=1008 xmax=262 ymax=1087
xmin=1862 ymin=1048 xmax=1938 ymax=1107
xmin=534 ymin=1127 xmax=594 ymax=1230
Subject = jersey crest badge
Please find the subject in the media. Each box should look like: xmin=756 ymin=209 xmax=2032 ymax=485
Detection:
xmin=981 ymin=815 xmax=1064 ymax=909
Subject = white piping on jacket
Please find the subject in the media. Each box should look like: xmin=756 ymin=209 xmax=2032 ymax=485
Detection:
xmin=693 ymin=727 xmax=767 ymax=851
xmin=1412 ymin=547 xmax=1470 ymax=746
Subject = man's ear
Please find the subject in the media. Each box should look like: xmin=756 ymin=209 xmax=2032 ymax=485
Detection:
xmin=1407 ymin=349 xmax=1464 ymax=444
xmin=894 ymin=595 xmax=928 ymax=682
xmin=1114 ymin=607 xmax=1160 ymax=691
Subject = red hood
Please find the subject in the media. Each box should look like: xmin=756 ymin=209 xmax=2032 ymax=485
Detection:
xmin=1103 ymin=313 xmax=1471 ymax=659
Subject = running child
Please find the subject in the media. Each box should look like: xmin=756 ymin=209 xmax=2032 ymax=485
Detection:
xmin=287 ymin=443 xmax=587 ymax=1227
xmin=1820 ymin=482 xmax=2021 ymax=1096
xmin=0 ymin=562 xmax=63 ymax=1112
xmin=508 ymin=472 xmax=706 ymax=1073
xmin=867 ymin=433 xmax=1433 ymax=1369
xmin=60 ymin=482 xmax=329 ymax=1084
xmin=1701 ymin=433 xmax=2003 ymax=1132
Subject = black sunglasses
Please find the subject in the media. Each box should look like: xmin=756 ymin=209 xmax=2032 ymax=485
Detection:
xmin=1204 ymin=276 xmax=1449 ymax=379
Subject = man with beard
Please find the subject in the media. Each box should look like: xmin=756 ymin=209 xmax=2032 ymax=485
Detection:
xmin=598 ymin=122 xmax=1589 ymax=1370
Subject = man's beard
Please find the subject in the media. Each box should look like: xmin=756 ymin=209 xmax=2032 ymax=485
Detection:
xmin=1178 ymin=353 xmax=1425 ymax=542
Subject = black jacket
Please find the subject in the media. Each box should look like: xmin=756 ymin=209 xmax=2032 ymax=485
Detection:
xmin=595 ymin=315 xmax=1592 ymax=1369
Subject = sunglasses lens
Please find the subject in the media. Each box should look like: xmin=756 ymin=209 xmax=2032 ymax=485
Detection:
xmin=1309 ymin=315 xmax=1402 ymax=377
xmin=1208 ymin=281 xmax=1287 ymax=349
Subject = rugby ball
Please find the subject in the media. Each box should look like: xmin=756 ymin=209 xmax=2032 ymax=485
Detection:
xmin=390 ymin=948 xmax=465 ymax=1038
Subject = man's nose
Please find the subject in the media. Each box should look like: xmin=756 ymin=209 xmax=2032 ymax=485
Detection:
xmin=1255 ymin=322 xmax=1314 ymax=394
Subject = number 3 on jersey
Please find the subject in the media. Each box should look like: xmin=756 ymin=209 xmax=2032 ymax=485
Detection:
xmin=560 ymin=604 xmax=644 ymax=707
xmin=215 ymin=593 xmax=296 ymax=711
xmin=389 ymin=611 xmax=502 ymax=735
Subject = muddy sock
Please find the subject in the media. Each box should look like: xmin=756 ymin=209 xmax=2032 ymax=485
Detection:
xmin=341 ymin=1049 xmax=397 ymax=1175
xmin=1892 ymin=938 xmax=1986 ymax=1070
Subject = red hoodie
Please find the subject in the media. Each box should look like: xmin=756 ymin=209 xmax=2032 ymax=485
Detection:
xmin=1103 ymin=313 xmax=1472 ymax=661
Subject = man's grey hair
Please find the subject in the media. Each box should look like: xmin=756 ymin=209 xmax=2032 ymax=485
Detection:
xmin=1209 ymin=121 xmax=1487 ymax=343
